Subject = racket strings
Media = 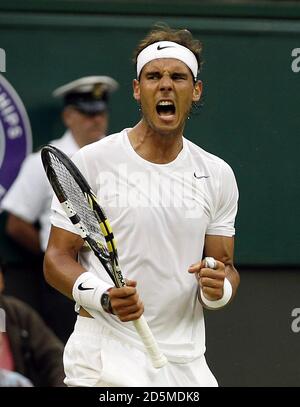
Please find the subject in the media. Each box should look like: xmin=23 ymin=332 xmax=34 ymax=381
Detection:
xmin=49 ymin=152 xmax=108 ymax=251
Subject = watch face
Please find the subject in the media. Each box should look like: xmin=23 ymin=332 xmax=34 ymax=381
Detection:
xmin=101 ymin=293 xmax=110 ymax=307
xmin=101 ymin=292 xmax=112 ymax=313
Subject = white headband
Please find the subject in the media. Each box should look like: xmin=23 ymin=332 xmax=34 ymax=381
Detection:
xmin=136 ymin=41 xmax=198 ymax=81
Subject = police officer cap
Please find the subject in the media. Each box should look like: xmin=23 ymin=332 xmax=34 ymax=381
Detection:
xmin=52 ymin=76 xmax=119 ymax=114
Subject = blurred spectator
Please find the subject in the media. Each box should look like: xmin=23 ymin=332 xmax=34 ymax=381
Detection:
xmin=1 ymin=76 xmax=119 ymax=343
xmin=0 ymin=259 xmax=65 ymax=386
xmin=0 ymin=364 xmax=33 ymax=387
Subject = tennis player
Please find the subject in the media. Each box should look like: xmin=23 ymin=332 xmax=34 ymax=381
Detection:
xmin=44 ymin=25 xmax=240 ymax=387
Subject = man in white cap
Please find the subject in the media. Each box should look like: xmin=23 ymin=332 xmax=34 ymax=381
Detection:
xmin=45 ymin=25 xmax=240 ymax=386
xmin=1 ymin=75 xmax=119 ymax=343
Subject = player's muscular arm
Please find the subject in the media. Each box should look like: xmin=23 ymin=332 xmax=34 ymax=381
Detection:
xmin=6 ymin=214 xmax=41 ymax=255
xmin=203 ymin=235 xmax=240 ymax=299
xmin=44 ymin=225 xmax=85 ymax=299
xmin=189 ymin=235 xmax=240 ymax=307
xmin=45 ymin=227 xmax=144 ymax=321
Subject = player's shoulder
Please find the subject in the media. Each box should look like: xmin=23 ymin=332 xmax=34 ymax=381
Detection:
xmin=185 ymin=138 xmax=237 ymax=185
xmin=78 ymin=129 xmax=126 ymax=158
xmin=94 ymin=130 xmax=125 ymax=148
xmin=185 ymin=137 xmax=231 ymax=172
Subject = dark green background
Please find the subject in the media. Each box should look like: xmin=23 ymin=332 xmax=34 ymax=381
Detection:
xmin=1 ymin=0 xmax=299 ymax=266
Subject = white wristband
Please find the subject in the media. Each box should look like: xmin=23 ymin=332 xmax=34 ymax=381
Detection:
xmin=200 ymin=277 xmax=233 ymax=310
xmin=72 ymin=272 xmax=113 ymax=313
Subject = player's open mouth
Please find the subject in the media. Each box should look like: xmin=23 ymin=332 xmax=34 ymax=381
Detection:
xmin=156 ymin=100 xmax=176 ymax=117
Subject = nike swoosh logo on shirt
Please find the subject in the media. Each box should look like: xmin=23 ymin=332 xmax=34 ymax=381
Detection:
xmin=194 ymin=172 xmax=210 ymax=179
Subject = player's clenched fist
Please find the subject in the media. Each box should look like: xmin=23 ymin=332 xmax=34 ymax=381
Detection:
xmin=188 ymin=258 xmax=226 ymax=301
xmin=109 ymin=279 xmax=144 ymax=322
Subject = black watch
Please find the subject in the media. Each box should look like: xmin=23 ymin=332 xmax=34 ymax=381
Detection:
xmin=101 ymin=291 xmax=114 ymax=314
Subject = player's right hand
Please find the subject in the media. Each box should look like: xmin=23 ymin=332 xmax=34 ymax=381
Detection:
xmin=109 ymin=279 xmax=144 ymax=322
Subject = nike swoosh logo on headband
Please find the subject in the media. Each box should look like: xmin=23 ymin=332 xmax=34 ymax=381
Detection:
xmin=157 ymin=45 xmax=175 ymax=50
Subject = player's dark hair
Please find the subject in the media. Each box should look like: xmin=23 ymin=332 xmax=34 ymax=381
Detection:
xmin=133 ymin=23 xmax=204 ymax=79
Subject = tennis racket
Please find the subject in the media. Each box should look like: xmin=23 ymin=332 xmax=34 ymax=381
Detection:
xmin=41 ymin=145 xmax=167 ymax=369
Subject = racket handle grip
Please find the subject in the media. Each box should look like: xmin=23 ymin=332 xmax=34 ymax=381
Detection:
xmin=133 ymin=316 xmax=168 ymax=369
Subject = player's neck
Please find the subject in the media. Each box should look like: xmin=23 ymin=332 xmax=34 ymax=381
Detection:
xmin=128 ymin=120 xmax=184 ymax=164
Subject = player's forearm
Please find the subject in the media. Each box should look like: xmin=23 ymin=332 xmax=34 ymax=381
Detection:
xmin=6 ymin=214 xmax=41 ymax=254
xmin=43 ymin=248 xmax=86 ymax=300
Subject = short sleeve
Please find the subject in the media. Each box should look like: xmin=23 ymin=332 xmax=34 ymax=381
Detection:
xmin=206 ymin=161 xmax=239 ymax=237
xmin=50 ymin=195 xmax=81 ymax=235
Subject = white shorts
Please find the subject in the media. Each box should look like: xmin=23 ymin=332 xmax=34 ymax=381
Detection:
xmin=63 ymin=316 xmax=218 ymax=387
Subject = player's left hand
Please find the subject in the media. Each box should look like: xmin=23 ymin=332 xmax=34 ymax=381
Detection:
xmin=188 ymin=259 xmax=226 ymax=301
